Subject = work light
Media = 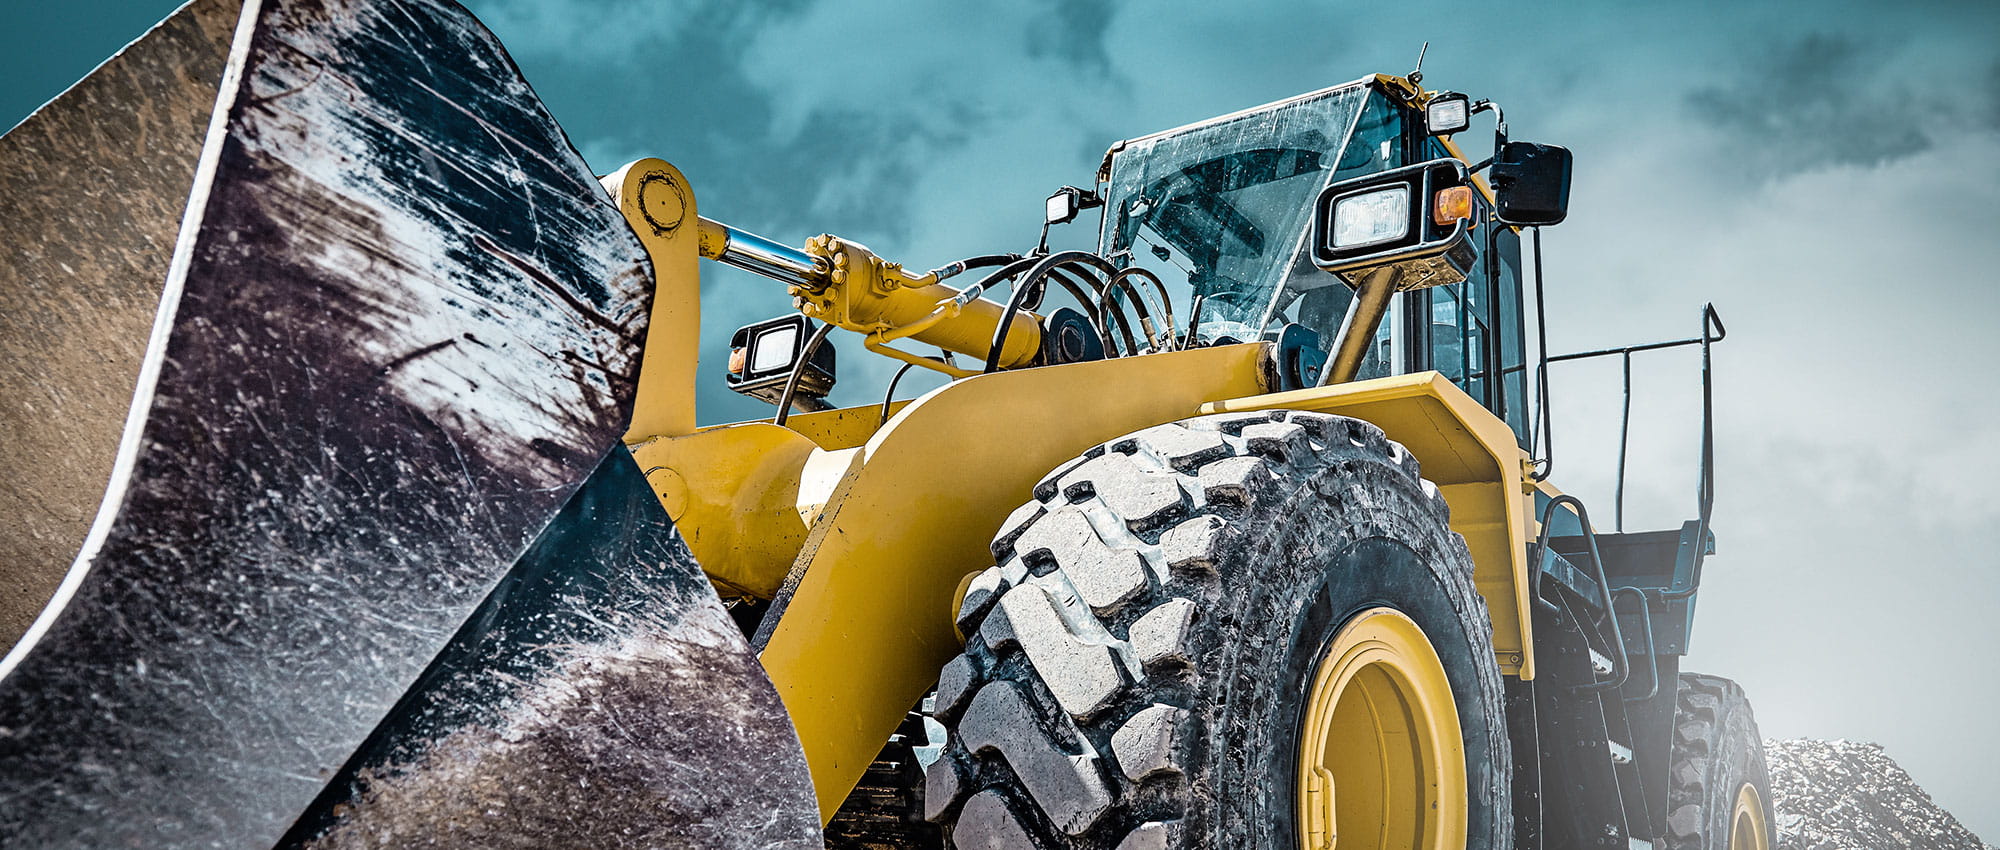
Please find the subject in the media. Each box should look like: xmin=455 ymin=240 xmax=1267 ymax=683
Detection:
xmin=1043 ymin=185 xmax=1101 ymax=226
xmin=749 ymin=323 xmax=800 ymax=375
xmin=1330 ymin=186 xmax=1411 ymax=249
xmin=1425 ymin=92 xmax=1471 ymax=136
xmin=1311 ymin=157 xmax=1477 ymax=290
xmin=726 ymin=313 xmax=836 ymax=407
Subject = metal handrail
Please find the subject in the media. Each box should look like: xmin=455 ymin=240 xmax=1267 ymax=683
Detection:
xmin=1532 ymin=494 xmax=1629 ymax=692
xmin=1610 ymin=586 xmax=1659 ymax=701
xmin=1541 ymin=304 xmax=1724 ymax=533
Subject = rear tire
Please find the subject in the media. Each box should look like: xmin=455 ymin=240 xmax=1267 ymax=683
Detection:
xmin=1664 ymin=674 xmax=1774 ymax=850
xmin=924 ymin=410 xmax=1510 ymax=849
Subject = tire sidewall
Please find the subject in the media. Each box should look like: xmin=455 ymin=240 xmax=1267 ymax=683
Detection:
xmin=1701 ymin=706 xmax=1774 ymax=850
xmin=1269 ymin=538 xmax=1503 ymax=849
xmin=1197 ymin=461 xmax=1509 ymax=850
xmin=1668 ymin=675 xmax=1776 ymax=850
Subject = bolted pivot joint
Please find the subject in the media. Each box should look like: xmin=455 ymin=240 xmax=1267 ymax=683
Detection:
xmin=795 ymin=234 xmax=939 ymax=331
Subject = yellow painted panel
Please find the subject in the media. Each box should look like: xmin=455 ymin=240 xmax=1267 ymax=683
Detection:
xmin=776 ymin=399 xmax=912 ymax=451
xmin=628 ymin=422 xmax=820 ymax=599
xmin=1440 ymin=482 xmax=1527 ymax=672
xmin=759 ymin=344 xmax=1267 ymax=820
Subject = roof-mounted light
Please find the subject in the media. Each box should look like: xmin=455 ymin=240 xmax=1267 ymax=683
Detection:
xmin=1424 ymin=92 xmax=1471 ymax=136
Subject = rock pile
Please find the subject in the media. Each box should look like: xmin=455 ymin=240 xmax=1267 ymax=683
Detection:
xmin=1766 ymin=739 xmax=1990 ymax=850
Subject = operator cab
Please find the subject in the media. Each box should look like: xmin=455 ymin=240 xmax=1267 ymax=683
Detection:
xmin=1097 ymin=77 xmax=1533 ymax=443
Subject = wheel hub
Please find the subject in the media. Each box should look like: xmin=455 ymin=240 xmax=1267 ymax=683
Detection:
xmin=1730 ymin=783 xmax=1770 ymax=850
xmin=1296 ymin=607 xmax=1466 ymax=850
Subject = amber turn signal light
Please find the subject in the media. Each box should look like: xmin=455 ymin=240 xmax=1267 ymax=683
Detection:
xmin=1432 ymin=185 xmax=1473 ymax=227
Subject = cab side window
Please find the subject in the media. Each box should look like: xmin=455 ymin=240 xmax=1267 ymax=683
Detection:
xmin=1417 ymin=138 xmax=1529 ymax=445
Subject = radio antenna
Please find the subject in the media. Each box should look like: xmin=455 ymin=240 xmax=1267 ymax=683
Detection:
xmin=1409 ymin=42 xmax=1430 ymax=85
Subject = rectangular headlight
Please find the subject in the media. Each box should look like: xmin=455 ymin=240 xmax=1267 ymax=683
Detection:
xmin=1425 ymin=95 xmax=1470 ymax=136
xmin=1310 ymin=157 xmax=1475 ymax=290
xmin=1046 ymin=192 xmax=1077 ymax=225
xmin=725 ymin=313 xmax=837 ymax=407
xmin=750 ymin=324 xmax=800 ymax=374
xmin=1331 ymin=186 xmax=1410 ymax=250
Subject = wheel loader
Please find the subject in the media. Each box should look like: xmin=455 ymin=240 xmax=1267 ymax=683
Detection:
xmin=0 ymin=1 xmax=1772 ymax=848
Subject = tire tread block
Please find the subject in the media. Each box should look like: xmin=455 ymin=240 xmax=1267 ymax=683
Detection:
xmin=959 ymin=682 xmax=1113 ymax=835
xmin=1661 ymin=673 xmax=1773 ymax=850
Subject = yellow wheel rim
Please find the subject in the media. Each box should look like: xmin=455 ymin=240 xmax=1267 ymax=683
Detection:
xmin=1730 ymin=783 xmax=1770 ymax=850
xmin=1296 ymin=607 xmax=1466 ymax=850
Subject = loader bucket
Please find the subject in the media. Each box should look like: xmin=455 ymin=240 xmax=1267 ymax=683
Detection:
xmin=0 ymin=0 xmax=818 ymax=847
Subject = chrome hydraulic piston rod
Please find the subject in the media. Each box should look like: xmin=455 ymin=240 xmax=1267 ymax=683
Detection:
xmin=693 ymin=217 xmax=1042 ymax=371
xmin=696 ymin=217 xmax=829 ymax=285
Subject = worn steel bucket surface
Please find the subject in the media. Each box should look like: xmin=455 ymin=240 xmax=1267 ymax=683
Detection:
xmin=0 ymin=0 xmax=818 ymax=846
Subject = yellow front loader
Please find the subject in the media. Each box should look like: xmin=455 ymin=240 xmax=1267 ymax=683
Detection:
xmin=0 ymin=2 xmax=1770 ymax=849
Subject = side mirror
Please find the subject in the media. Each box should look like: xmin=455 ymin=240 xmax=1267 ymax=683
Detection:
xmin=1044 ymin=185 xmax=1102 ymax=226
xmin=1489 ymin=141 xmax=1572 ymax=226
xmin=1310 ymin=157 xmax=1478 ymax=291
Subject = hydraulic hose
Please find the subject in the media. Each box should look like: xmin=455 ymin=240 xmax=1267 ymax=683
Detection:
xmin=984 ymin=251 xmax=1124 ymax=373
xmin=928 ymin=254 xmax=1022 ymax=284
xmin=772 ymin=321 xmax=838 ymax=427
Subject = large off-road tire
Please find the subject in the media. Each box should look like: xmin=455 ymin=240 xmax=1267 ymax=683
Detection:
xmin=924 ymin=410 xmax=1510 ymax=850
xmin=1664 ymin=674 xmax=1775 ymax=850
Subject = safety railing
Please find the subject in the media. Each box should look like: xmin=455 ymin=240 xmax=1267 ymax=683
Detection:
xmin=1539 ymin=304 xmax=1724 ymax=534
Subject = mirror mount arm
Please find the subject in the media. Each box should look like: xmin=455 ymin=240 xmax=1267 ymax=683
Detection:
xmin=1471 ymin=98 xmax=1507 ymax=150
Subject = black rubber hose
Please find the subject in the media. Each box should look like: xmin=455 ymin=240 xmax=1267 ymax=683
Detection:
xmin=1091 ymin=277 xmax=1141 ymax=356
xmin=984 ymin=252 xmax=1123 ymax=373
xmin=1099 ymin=268 xmax=1166 ymax=353
xmin=772 ymin=321 xmax=838 ymax=427
xmin=1043 ymin=267 xmax=1105 ymax=330
xmin=1037 ymin=267 xmax=1121 ymax=359
xmin=1113 ymin=266 xmax=1176 ymax=350
xmin=1075 ymin=265 xmax=1141 ymax=358
xmin=927 ymin=253 xmax=1022 ymax=284
xmin=968 ymin=254 xmax=1045 ymax=299
xmin=951 ymin=253 xmax=1049 ymax=373
xmin=879 ymin=362 xmax=918 ymax=426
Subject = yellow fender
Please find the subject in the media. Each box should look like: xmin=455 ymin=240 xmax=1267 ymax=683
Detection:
xmin=760 ymin=344 xmax=1265 ymax=818
xmin=1199 ymin=371 xmax=1538 ymax=681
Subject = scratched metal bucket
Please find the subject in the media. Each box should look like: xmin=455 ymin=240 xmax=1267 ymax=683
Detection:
xmin=0 ymin=1 xmax=818 ymax=846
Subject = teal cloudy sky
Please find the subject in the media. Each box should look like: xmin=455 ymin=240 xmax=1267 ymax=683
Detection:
xmin=6 ymin=0 xmax=1999 ymax=837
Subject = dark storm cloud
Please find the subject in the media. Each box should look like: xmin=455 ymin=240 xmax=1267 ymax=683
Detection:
xmin=1022 ymin=0 xmax=1118 ymax=74
xmin=1986 ymin=59 xmax=2000 ymax=130
xmin=1683 ymin=34 xmax=1932 ymax=177
xmin=478 ymin=0 xmax=968 ymax=244
xmin=470 ymin=0 xmax=999 ymax=418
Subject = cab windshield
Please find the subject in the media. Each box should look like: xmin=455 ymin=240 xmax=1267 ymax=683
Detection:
xmin=1100 ymin=82 xmax=1404 ymax=345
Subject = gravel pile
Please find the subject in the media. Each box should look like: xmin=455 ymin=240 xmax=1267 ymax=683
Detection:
xmin=1766 ymin=739 xmax=1990 ymax=850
